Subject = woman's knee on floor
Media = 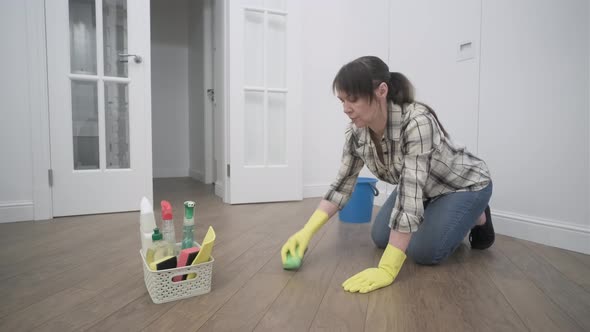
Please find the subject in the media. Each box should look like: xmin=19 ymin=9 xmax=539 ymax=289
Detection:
xmin=406 ymin=243 xmax=450 ymax=266
xmin=371 ymin=227 xmax=389 ymax=249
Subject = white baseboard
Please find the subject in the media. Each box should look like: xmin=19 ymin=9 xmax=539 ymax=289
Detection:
xmin=153 ymin=167 xmax=189 ymax=178
xmin=189 ymin=168 xmax=205 ymax=182
xmin=214 ymin=181 xmax=224 ymax=200
xmin=493 ymin=210 xmax=590 ymax=255
xmin=0 ymin=201 xmax=34 ymax=223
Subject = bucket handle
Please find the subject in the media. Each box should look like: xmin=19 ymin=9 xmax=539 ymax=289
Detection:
xmin=370 ymin=183 xmax=379 ymax=196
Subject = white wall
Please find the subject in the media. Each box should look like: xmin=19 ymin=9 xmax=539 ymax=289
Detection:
xmin=151 ymin=0 xmax=190 ymax=178
xmin=478 ymin=0 xmax=589 ymax=253
xmin=384 ymin=0 xmax=482 ymax=203
xmin=0 ymin=1 xmax=35 ymax=222
xmin=301 ymin=0 xmax=481 ymax=204
xmin=388 ymin=0 xmax=481 ymax=152
xmin=301 ymin=0 xmax=390 ymax=199
xmin=188 ymin=0 xmax=206 ymax=182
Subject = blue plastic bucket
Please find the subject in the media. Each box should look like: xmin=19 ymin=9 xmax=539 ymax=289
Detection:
xmin=339 ymin=177 xmax=380 ymax=223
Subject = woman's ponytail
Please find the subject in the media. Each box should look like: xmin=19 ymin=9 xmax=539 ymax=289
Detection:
xmin=388 ymin=72 xmax=415 ymax=106
xmin=388 ymin=72 xmax=449 ymax=137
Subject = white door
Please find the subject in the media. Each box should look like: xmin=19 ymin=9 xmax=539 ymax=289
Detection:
xmin=227 ymin=0 xmax=302 ymax=204
xmin=46 ymin=0 xmax=152 ymax=216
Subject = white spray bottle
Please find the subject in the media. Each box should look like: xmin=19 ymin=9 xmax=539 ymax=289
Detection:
xmin=140 ymin=197 xmax=157 ymax=255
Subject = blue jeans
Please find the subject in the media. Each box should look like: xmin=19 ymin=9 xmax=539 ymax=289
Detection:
xmin=371 ymin=182 xmax=493 ymax=265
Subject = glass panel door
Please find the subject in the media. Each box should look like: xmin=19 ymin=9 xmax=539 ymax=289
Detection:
xmin=68 ymin=0 xmax=130 ymax=171
xmin=69 ymin=0 xmax=97 ymax=75
xmin=243 ymin=4 xmax=287 ymax=166
xmin=103 ymin=0 xmax=128 ymax=77
xmin=48 ymin=0 xmax=150 ymax=216
xmin=71 ymin=80 xmax=99 ymax=169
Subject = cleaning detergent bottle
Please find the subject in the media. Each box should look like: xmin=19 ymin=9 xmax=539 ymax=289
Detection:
xmin=181 ymin=201 xmax=196 ymax=249
xmin=139 ymin=197 xmax=157 ymax=255
xmin=145 ymin=228 xmax=174 ymax=264
xmin=160 ymin=200 xmax=176 ymax=253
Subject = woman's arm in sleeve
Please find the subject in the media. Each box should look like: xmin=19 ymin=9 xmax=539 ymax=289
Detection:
xmin=323 ymin=126 xmax=365 ymax=210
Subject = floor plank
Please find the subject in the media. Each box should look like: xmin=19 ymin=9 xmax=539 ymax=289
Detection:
xmin=0 ymin=218 xmax=137 ymax=318
xmin=566 ymin=250 xmax=590 ymax=268
xmin=308 ymin=221 xmax=375 ymax=332
xmin=252 ymin=215 xmax=346 ymax=332
xmin=33 ymin=271 xmax=146 ymax=331
xmin=478 ymin=239 xmax=584 ymax=332
xmin=0 ymin=213 xmax=134 ymax=280
xmin=365 ymin=250 xmax=477 ymax=332
xmin=449 ymin=244 xmax=529 ymax=332
xmin=525 ymin=240 xmax=590 ymax=293
xmin=0 ymin=287 xmax=98 ymax=331
xmin=495 ymin=235 xmax=590 ymax=331
xmin=193 ymin=232 xmax=304 ymax=331
xmin=84 ymin=294 xmax=175 ymax=332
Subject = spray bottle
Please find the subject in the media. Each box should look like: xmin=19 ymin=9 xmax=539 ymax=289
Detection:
xmin=139 ymin=197 xmax=157 ymax=255
xmin=181 ymin=201 xmax=196 ymax=249
xmin=160 ymin=200 xmax=176 ymax=253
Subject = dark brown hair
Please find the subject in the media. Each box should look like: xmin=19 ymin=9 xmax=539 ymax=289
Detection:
xmin=332 ymin=56 xmax=448 ymax=137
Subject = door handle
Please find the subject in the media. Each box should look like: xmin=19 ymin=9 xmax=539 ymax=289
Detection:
xmin=118 ymin=53 xmax=143 ymax=64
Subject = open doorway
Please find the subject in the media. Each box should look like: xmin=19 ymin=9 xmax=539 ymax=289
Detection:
xmin=149 ymin=0 xmax=221 ymax=197
xmin=149 ymin=0 xmax=301 ymax=205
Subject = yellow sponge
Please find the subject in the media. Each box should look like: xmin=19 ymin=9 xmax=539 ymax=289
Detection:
xmin=283 ymin=251 xmax=302 ymax=270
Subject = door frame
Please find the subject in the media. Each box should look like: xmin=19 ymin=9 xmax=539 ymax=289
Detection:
xmin=28 ymin=0 xmax=52 ymax=221
xmin=202 ymin=0 xmax=215 ymax=185
xmin=212 ymin=0 xmax=230 ymax=203
xmin=137 ymin=0 xmax=155 ymax=209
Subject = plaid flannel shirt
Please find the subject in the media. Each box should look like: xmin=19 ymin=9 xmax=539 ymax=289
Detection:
xmin=324 ymin=102 xmax=491 ymax=233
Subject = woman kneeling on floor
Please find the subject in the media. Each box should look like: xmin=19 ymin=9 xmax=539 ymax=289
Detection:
xmin=281 ymin=55 xmax=494 ymax=294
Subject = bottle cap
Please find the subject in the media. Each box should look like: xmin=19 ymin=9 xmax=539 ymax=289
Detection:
xmin=161 ymin=200 xmax=173 ymax=220
xmin=152 ymin=228 xmax=163 ymax=241
xmin=184 ymin=201 xmax=195 ymax=219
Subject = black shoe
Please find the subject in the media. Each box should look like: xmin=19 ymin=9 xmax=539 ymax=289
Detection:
xmin=469 ymin=205 xmax=495 ymax=250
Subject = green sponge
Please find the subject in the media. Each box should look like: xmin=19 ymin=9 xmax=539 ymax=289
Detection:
xmin=283 ymin=251 xmax=302 ymax=270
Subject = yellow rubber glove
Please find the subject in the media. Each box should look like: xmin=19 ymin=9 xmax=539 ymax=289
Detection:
xmin=281 ymin=210 xmax=329 ymax=266
xmin=342 ymin=244 xmax=406 ymax=293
